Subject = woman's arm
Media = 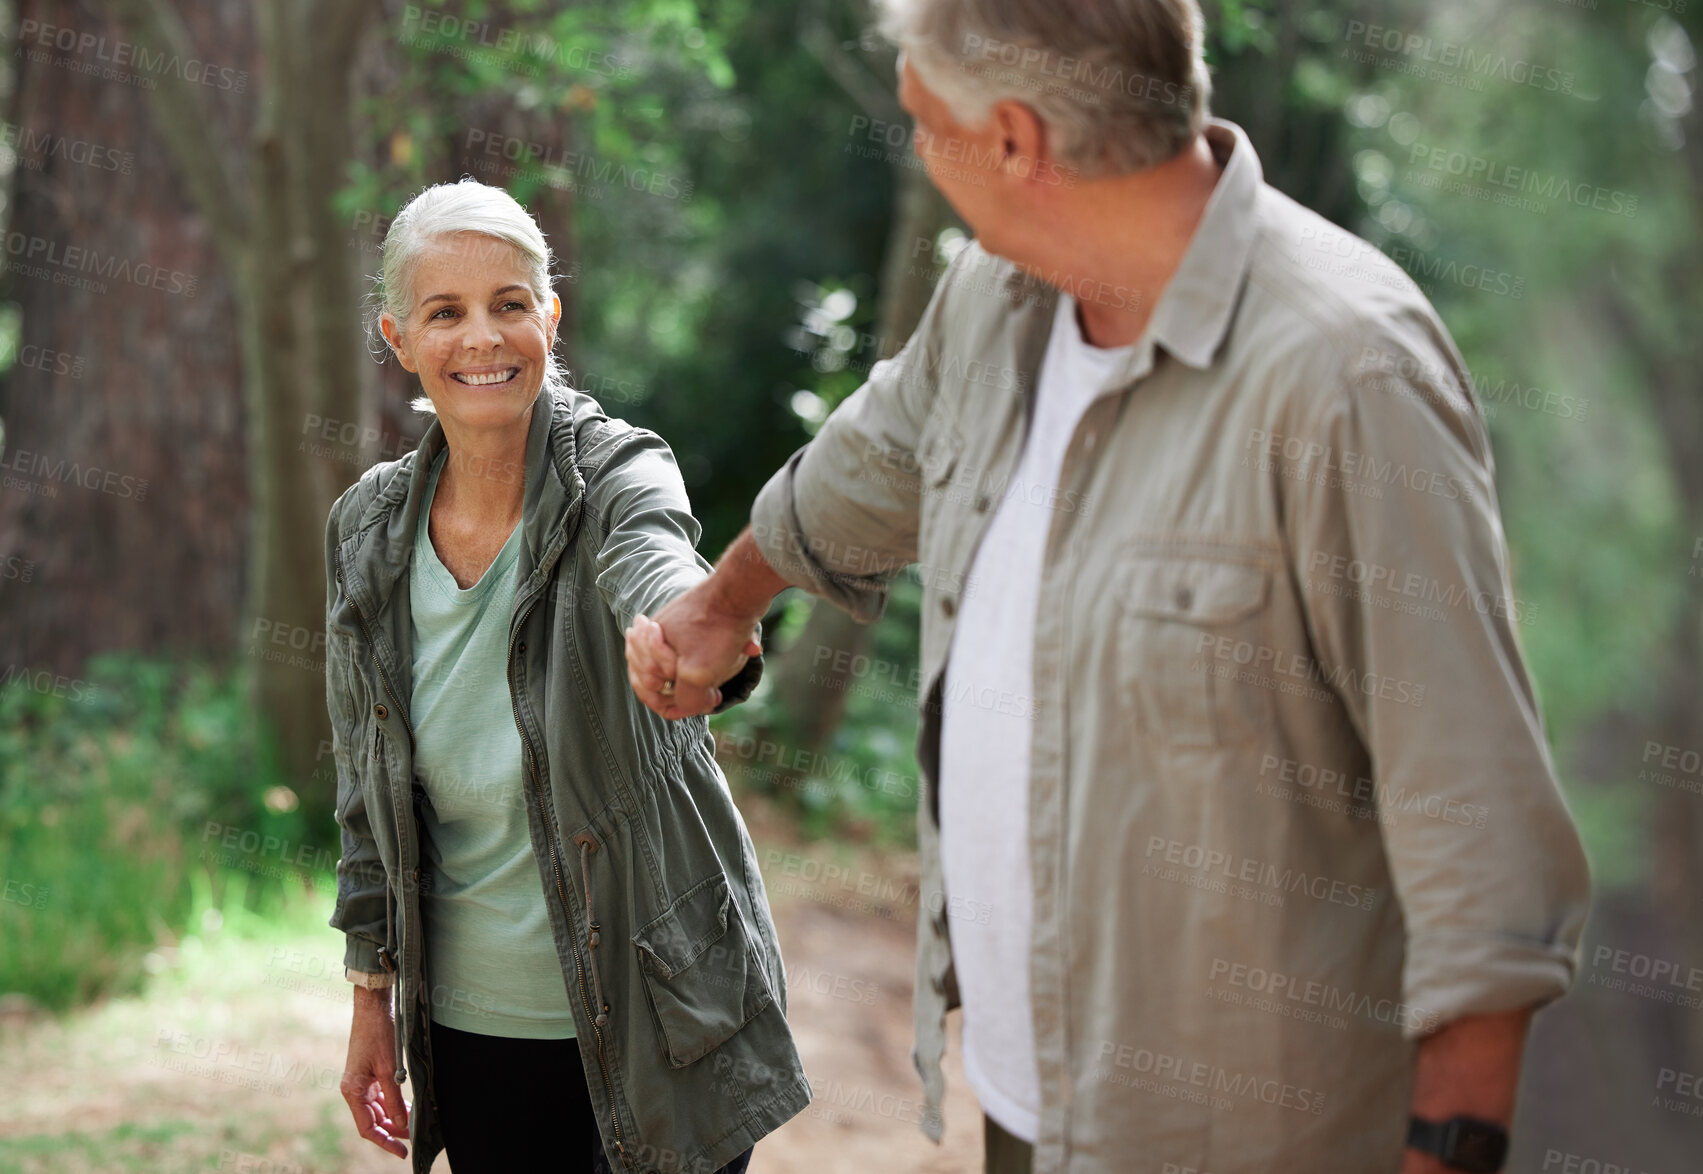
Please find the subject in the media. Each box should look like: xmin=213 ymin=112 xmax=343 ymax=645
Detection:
xmin=580 ymin=419 xmax=764 ymax=715
xmin=322 ymin=502 xmax=392 ymax=976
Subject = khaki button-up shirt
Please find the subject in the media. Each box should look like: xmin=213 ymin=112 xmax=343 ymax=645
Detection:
xmin=749 ymin=119 xmax=1589 ymax=1173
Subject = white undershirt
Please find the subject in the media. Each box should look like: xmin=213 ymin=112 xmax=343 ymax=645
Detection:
xmin=938 ymin=294 xmax=1133 ymax=1143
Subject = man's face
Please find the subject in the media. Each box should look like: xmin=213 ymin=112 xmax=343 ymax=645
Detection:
xmin=898 ymin=56 xmax=1032 ymax=256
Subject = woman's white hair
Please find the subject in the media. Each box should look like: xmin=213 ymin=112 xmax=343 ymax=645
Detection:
xmin=877 ymin=0 xmax=1212 ymax=177
xmin=368 ymin=178 xmax=568 ymax=415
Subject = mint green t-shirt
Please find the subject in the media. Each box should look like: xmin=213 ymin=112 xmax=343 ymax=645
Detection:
xmin=410 ymin=448 xmax=575 ymax=1039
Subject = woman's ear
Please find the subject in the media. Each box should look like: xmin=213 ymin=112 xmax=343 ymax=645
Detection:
xmin=379 ymin=312 xmax=418 ymax=373
xmin=550 ymin=294 xmax=562 ymax=348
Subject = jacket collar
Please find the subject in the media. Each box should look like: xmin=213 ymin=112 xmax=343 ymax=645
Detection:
xmin=997 ymin=117 xmax=1263 ymax=380
xmin=339 ymin=382 xmax=588 ymax=625
xmin=1143 ymin=117 xmax=1262 ymax=370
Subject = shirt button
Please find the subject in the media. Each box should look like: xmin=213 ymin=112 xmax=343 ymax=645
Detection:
xmin=941 ymin=596 xmax=956 ymax=618
xmin=974 ymin=494 xmax=991 ymax=513
xmin=374 ymin=703 xmax=388 ymax=720
xmin=1083 ymin=430 xmax=1098 ymax=452
xmin=518 ymin=641 xmax=527 ymax=653
xmin=1174 ymin=587 xmax=1193 ymax=611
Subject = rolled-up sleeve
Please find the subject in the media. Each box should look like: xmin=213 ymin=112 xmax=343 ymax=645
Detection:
xmin=749 ymin=252 xmax=966 ymax=623
xmin=1283 ymin=324 xmax=1592 ymax=1037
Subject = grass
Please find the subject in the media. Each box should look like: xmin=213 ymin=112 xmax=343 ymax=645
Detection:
xmin=0 ymin=652 xmax=322 ymax=1011
xmin=0 ymin=880 xmax=363 ymax=1174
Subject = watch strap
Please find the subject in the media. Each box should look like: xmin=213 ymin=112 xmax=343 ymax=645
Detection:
xmin=346 ymin=966 xmax=395 ymax=989
xmin=1407 ymin=1115 xmax=1449 ymax=1156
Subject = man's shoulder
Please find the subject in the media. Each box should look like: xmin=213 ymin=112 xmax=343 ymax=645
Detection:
xmin=930 ymin=240 xmax=1048 ymax=327
xmin=1239 ymin=188 xmax=1473 ymax=419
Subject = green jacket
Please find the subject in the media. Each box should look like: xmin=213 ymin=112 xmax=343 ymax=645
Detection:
xmin=324 ymin=383 xmax=809 ymax=1174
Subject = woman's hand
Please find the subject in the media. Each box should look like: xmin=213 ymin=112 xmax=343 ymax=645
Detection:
xmin=341 ymin=985 xmax=410 ymax=1159
xmin=626 ymin=595 xmax=761 ymax=720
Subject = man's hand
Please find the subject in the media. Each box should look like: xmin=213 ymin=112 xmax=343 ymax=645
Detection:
xmin=1400 ymin=1007 xmax=1531 ymax=1174
xmin=626 ymin=526 xmax=789 ymax=720
xmin=341 ymin=985 xmax=409 ymax=1159
xmin=626 ymin=594 xmax=761 ymax=720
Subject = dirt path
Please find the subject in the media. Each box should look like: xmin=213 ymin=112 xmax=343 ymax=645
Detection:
xmin=0 ymin=814 xmax=985 ymax=1174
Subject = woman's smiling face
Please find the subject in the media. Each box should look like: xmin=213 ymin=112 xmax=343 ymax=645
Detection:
xmin=382 ymin=232 xmax=560 ymax=429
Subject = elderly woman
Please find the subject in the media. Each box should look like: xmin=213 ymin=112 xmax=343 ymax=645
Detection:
xmin=323 ymin=178 xmax=808 ymax=1174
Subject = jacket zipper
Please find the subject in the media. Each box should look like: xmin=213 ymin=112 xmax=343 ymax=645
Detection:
xmin=507 ymin=596 xmax=630 ymax=1168
xmin=332 ymin=546 xmax=416 ymax=1090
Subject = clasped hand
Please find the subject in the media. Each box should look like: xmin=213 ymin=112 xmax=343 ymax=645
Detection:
xmin=624 ymin=581 xmax=762 ymax=721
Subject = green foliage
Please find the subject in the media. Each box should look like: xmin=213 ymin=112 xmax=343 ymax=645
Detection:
xmin=715 ymin=576 xmax=926 ymax=844
xmin=0 ymin=655 xmax=321 ymax=1010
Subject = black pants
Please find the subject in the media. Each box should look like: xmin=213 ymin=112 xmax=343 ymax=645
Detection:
xmin=429 ymin=1018 xmax=756 ymax=1173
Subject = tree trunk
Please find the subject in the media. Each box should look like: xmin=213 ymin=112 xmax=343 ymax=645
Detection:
xmin=751 ymin=163 xmax=954 ymax=798
xmin=0 ymin=0 xmax=249 ymax=677
xmin=97 ymin=0 xmax=379 ymax=827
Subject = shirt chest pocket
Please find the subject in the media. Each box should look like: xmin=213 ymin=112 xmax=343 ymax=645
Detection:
xmin=1119 ymin=554 xmax=1274 ymax=749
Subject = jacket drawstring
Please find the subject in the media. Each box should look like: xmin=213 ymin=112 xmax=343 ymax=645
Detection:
xmin=580 ymin=838 xmax=610 ymax=1027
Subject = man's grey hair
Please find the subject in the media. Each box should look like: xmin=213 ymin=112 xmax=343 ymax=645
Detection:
xmin=368 ymin=178 xmax=568 ymax=415
xmin=877 ymin=0 xmax=1212 ymax=177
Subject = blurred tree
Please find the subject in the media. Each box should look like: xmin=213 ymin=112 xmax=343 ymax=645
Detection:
xmin=88 ymin=0 xmax=378 ymax=827
xmin=0 ymin=0 xmax=248 ymax=694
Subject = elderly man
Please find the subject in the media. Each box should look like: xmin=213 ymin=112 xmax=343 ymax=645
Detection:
xmin=625 ymin=2 xmax=1590 ymax=1172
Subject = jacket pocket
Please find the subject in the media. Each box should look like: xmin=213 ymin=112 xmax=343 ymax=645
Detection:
xmin=1120 ymin=553 xmax=1273 ymax=748
xmin=631 ymin=871 xmax=774 ymax=1068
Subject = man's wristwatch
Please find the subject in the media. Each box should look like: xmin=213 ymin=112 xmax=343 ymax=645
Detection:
xmin=1406 ymin=1115 xmax=1509 ymax=1173
xmin=346 ymin=967 xmax=395 ymax=990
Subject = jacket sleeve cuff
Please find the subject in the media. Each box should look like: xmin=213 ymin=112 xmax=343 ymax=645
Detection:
xmin=343 ymin=933 xmax=386 ymax=975
xmin=750 ymin=450 xmax=890 ymax=625
xmin=1401 ymin=930 xmax=1581 ymax=1040
xmin=712 ymin=643 xmax=764 ymax=714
